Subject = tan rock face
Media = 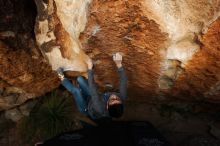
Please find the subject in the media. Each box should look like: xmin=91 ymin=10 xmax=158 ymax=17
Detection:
xmin=171 ymin=17 xmax=220 ymax=101
xmin=0 ymin=0 xmax=220 ymax=112
xmin=141 ymin=0 xmax=220 ymax=91
xmin=80 ymin=0 xmax=168 ymax=99
xmin=142 ymin=0 xmax=220 ymax=40
xmin=81 ymin=0 xmax=220 ymax=100
xmin=35 ymin=0 xmax=90 ymax=72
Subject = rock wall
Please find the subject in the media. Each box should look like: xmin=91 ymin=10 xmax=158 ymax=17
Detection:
xmin=172 ymin=17 xmax=220 ymax=101
xmin=0 ymin=0 xmax=220 ymax=116
xmin=142 ymin=0 xmax=220 ymax=91
xmin=80 ymin=0 xmax=167 ymax=100
xmin=0 ymin=0 xmax=59 ymax=113
xmin=81 ymin=0 xmax=220 ymax=101
xmin=35 ymin=0 xmax=90 ymax=72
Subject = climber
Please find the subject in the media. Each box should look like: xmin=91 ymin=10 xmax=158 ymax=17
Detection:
xmin=57 ymin=52 xmax=127 ymax=120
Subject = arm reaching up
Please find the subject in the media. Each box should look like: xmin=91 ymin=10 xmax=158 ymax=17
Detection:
xmin=113 ymin=53 xmax=127 ymax=100
xmin=113 ymin=52 xmax=122 ymax=68
xmin=86 ymin=58 xmax=105 ymax=118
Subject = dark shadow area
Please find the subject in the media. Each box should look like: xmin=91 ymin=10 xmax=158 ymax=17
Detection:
xmin=0 ymin=0 xmax=37 ymax=33
xmin=0 ymin=0 xmax=37 ymax=50
xmin=39 ymin=121 xmax=171 ymax=146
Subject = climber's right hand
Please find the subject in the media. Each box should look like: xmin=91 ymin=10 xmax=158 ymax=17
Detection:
xmin=113 ymin=52 xmax=123 ymax=68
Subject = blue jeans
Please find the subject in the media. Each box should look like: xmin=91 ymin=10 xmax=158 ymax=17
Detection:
xmin=61 ymin=76 xmax=90 ymax=115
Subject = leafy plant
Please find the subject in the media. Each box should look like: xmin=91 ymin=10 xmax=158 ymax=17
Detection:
xmin=36 ymin=91 xmax=75 ymax=137
xmin=18 ymin=90 xmax=76 ymax=144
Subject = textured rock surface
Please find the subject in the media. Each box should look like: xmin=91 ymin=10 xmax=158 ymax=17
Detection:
xmin=171 ymin=17 xmax=220 ymax=101
xmin=0 ymin=0 xmax=60 ymax=111
xmin=35 ymin=0 xmax=90 ymax=72
xmin=81 ymin=0 xmax=167 ymax=99
xmin=81 ymin=0 xmax=220 ymax=101
xmin=0 ymin=0 xmax=220 ymax=110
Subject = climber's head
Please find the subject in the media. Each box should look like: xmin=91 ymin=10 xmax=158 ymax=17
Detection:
xmin=107 ymin=94 xmax=123 ymax=118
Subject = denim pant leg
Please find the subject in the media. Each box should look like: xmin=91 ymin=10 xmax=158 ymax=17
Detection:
xmin=77 ymin=76 xmax=90 ymax=101
xmin=61 ymin=78 xmax=88 ymax=114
